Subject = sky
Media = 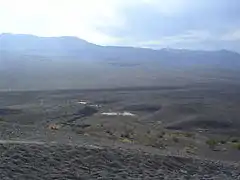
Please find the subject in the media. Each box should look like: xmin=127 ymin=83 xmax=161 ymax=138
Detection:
xmin=0 ymin=0 xmax=240 ymax=51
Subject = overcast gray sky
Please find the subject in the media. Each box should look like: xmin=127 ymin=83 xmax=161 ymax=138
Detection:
xmin=0 ymin=0 xmax=240 ymax=51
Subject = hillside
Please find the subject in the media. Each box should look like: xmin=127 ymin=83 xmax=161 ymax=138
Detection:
xmin=1 ymin=33 xmax=240 ymax=91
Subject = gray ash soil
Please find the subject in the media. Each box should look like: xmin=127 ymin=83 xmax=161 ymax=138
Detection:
xmin=1 ymin=82 xmax=240 ymax=179
xmin=0 ymin=143 xmax=239 ymax=180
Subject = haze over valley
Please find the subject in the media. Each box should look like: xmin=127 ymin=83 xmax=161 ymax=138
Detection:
xmin=1 ymin=0 xmax=240 ymax=179
xmin=1 ymin=33 xmax=240 ymax=91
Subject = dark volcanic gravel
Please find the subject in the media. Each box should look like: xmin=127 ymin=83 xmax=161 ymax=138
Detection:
xmin=0 ymin=143 xmax=239 ymax=180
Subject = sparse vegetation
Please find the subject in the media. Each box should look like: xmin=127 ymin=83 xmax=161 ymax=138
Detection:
xmin=157 ymin=132 xmax=165 ymax=138
xmin=76 ymin=129 xmax=84 ymax=134
xmin=206 ymin=139 xmax=218 ymax=148
xmin=231 ymin=138 xmax=238 ymax=143
xmin=172 ymin=136 xmax=179 ymax=143
xmin=120 ymin=138 xmax=133 ymax=143
xmin=132 ymin=131 xmax=166 ymax=149
xmin=144 ymin=136 xmax=164 ymax=148
xmin=48 ymin=124 xmax=61 ymax=130
xmin=120 ymin=129 xmax=134 ymax=139
xmin=2 ymin=80 xmax=240 ymax=176
xmin=184 ymin=132 xmax=195 ymax=138
xmin=220 ymin=140 xmax=226 ymax=144
xmin=106 ymin=129 xmax=113 ymax=136
xmin=184 ymin=146 xmax=197 ymax=155
xmin=170 ymin=131 xmax=195 ymax=139
xmin=232 ymin=143 xmax=240 ymax=150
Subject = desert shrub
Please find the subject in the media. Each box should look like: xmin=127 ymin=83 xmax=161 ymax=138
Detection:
xmin=231 ymin=138 xmax=238 ymax=143
xmin=146 ymin=137 xmax=164 ymax=148
xmin=48 ymin=124 xmax=61 ymax=130
xmin=184 ymin=146 xmax=196 ymax=155
xmin=220 ymin=140 xmax=226 ymax=144
xmin=158 ymin=134 xmax=163 ymax=138
xmin=121 ymin=129 xmax=134 ymax=139
xmin=150 ymin=140 xmax=164 ymax=148
xmin=206 ymin=139 xmax=218 ymax=148
xmin=106 ymin=129 xmax=113 ymax=136
xmin=76 ymin=129 xmax=84 ymax=134
xmin=121 ymin=138 xmax=132 ymax=143
xmin=120 ymin=129 xmax=135 ymax=143
xmin=137 ymin=133 xmax=165 ymax=149
xmin=232 ymin=143 xmax=240 ymax=150
xmin=184 ymin=132 xmax=195 ymax=138
xmin=188 ymin=144 xmax=197 ymax=150
xmin=172 ymin=136 xmax=179 ymax=143
xmin=157 ymin=132 xmax=165 ymax=138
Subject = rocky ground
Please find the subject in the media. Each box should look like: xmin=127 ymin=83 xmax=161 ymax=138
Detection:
xmin=1 ymin=84 xmax=240 ymax=179
xmin=0 ymin=143 xmax=239 ymax=180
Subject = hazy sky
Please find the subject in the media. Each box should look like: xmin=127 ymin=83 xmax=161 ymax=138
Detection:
xmin=0 ymin=0 xmax=240 ymax=51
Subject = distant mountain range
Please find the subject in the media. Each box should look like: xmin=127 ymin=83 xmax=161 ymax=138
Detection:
xmin=1 ymin=33 xmax=240 ymax=91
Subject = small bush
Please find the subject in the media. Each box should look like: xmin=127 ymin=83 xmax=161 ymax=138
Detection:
xmin=231 ymin=138 xmax=238 ymax=143
xmin=188 ymin=144 xmax=196 ymax=149
xmin=220 ymin=140 xmax=226 ymax=144
xmin=106 ymin=129 xmax=113 ymax=135
xmin=48 ymin=124 xmax=61 ymax=130
xmin=232 ymin=143 xmax=240 ymax=150
xmin=158 ymin=134 xmax=163 ymax=138
xmin=121 ymin=138 xmax=132 ymax=143
xmin=0 ymin=117 xmax=4 ymax=121
xmin=184 ymin=132 xmax=194 ymax=138
xmin=185 ymin=146 xmax=196 ymax=155
xmin=138 ymin=133 xmax=165 ymax=149
xmin=146 ymin=138 xmax=164 ymax=148
xmin=157 ymin=131 xmax=165 ymax=139
xmin=76 ymin=129 xmax=84 ymax=134
xmin=121 ymin=129 xmax=134 ymax=139
xmin=206 ymin=139 xmax=218 ymax=148
xmin=172 ymin=136 xmax=179 ymax=143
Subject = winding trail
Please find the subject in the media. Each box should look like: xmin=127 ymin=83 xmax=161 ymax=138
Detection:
xmin=0 ymin=139 xmax=105 ymax=150
xmin=0 ymin=140 xmax=50 ymax=145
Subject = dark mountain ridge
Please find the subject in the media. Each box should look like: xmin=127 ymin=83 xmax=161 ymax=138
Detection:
xmin=0 ymin=33 xmax=240 ymax=91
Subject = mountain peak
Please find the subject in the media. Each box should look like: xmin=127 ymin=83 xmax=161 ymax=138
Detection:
xmin=0 ymin=33 xmax=239 ymax=56
xmin=0 ymin=33 xmax=98 ymax=52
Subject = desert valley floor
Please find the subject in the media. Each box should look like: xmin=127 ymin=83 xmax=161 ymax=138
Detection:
xmin=0 ymin=82 xmax=240 ymax=179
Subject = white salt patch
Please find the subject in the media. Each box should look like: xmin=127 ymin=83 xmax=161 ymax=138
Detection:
xmin=77 ymin=101 xmax=88 ymax=105
xmin=122 ymin=112 xmax=136 ymax=116
xmin=89 ymin=104 xmax=101 ymax=108
xmin=101 ymin=112 xmax=118 ymax=116
xmin=101 ymin=111 xmax=136 ymax=117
